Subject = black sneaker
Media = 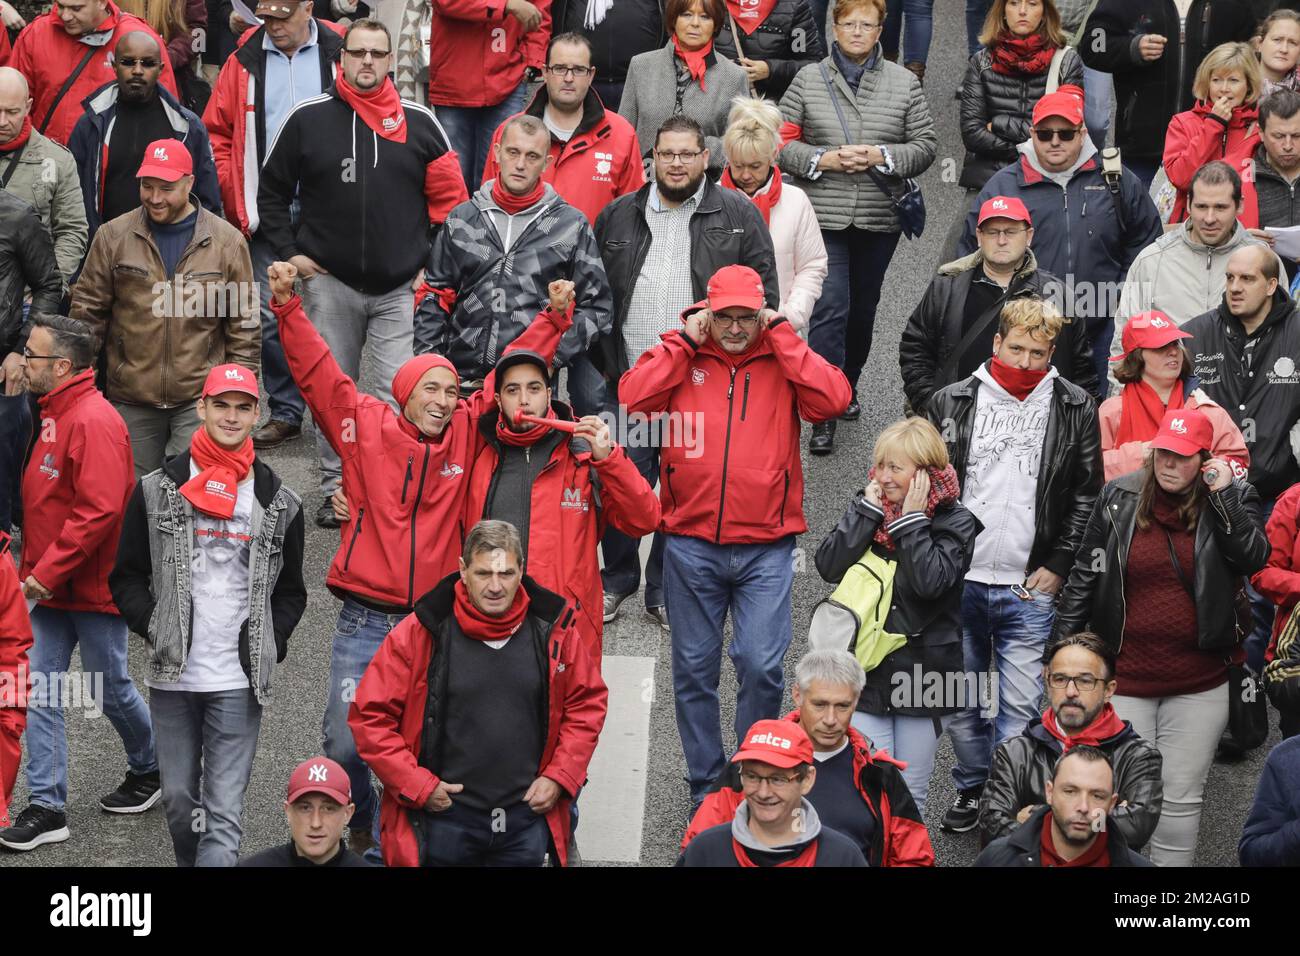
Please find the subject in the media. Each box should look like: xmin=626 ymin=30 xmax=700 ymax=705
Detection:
xmin=0 ymin=804 xmax=70 ymax=851
xmin=940 ymin=786 xmax=983 ymax=833
xmin=99 ymin=770 xmax=162 ymax=814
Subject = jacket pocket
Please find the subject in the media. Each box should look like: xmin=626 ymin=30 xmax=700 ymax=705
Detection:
xmin=343 ymin=507 xmax=365 ymax=572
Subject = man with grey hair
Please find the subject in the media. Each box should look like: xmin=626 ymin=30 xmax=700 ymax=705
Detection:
xmin=681 ymin=649 xmax=935 ymax=866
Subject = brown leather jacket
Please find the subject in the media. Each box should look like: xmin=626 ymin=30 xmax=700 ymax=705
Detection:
xmin=71 ymin=204 xmax=259 ymax=408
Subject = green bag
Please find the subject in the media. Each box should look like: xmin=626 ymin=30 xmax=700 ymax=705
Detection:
xmin=808 ymin=549 xmax=908 ymax=673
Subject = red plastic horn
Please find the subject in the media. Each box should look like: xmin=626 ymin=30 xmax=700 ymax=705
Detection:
xmin=513 ymin=408 xmax=579 ymax=433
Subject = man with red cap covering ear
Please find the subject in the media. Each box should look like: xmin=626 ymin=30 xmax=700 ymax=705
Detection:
xmin=265 ymin=258 xmax=576 ymax=857
xmin=110 ymin=362 xmax=307 ymax=867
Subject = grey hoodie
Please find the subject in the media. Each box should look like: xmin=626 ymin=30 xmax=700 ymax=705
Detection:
xmin=731 ymin=798 xmax=822 ymax=855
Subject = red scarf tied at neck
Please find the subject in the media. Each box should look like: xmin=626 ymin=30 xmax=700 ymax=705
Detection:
xmin=988 ymin=355 xmax=1049 ymax=401
xmin=180 ymin=427 xmax=256 ymax=520
xmin=720 ymin=165 xmax=782 ymax=226
xmin=495 ymin=403 xmax=556 ymax=447
xmin=673 ymin=35 xmax=713 ymax=90
xmin=1040 ymin=812 xmax=1110 ymax=867
xmin=1041 ymin=702 xmax=1127 ymax=751
xmin=491 ymin=176 xmax=546 ymax=215
xmin=868 ymin=463 xmax=961 ymax=551
xmin=990 ymin=32 xmax=1057 ymax=76
xmin=732 ymin=838 xmax=818 ymax=867
xmin=725 ymin=0 xmax=779 ymax=34
xmin=1115 ymin=380 xmax=1184 ymax=448
xmin=0 ymin=117 xmax=32 ymax=153
xmin=336 ymin=73 xmax=407 ymax=143
xmin=452 ymin=577 xmax=531 ymax=641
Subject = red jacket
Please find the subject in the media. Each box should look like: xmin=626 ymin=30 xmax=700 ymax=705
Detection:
xmin=1253 ymin=482 xmax=1300 ymax=661
xmin=427 ymin=0 xmax=550 ymax=108
xmin=464 ymin=406 xmax=661 ymax=658
xmin=1164 ymin=102 xmax=1259 ymax=225
xmin=0 ymin=534 xmax=32 ymax=738
xmin=348 ymin=574 xmax=607 ymax=867
xmin=10 ymin=2 xmax=178 ymax=145
xmin=272 ymin=293 xmax=572 ymax=609
xmin=481 ymin=88 xmax=644 ymax=224
xmin=618 ymin=312 xmax=850 ymax=544
xmin=20 ymin=370 xmax=134 ymax=615
xmin=681 ymin=713 xmax=935 ymax=866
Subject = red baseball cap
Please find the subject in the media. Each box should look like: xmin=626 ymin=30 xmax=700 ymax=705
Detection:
xmin=286 ymin=756 xmax=352 ymax=804
xmin=203 ymin=363 xmax=260 ymax=400
xmin=706 ymin=264 xmax=765 ymax=312
xmin=1150 ymin=407 xmax=1213 ymax=457
xmin=1032 ymin=84 xmax=1085 ymax=127
xmin=136 ymin=138 xmax=193 ymax=182
xmin=1114 ymin=310 xmax=1192 ymax=359
xmin=977 ymin=195 xmax=1032 ymax=227
xmin=731 ymin=719 xmax=814 ymax=769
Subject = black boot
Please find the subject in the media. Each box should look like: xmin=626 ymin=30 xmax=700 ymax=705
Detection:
xmin=809 ymin=421 xmax=835 ymax=456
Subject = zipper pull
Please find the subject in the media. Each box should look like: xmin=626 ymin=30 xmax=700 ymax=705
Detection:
xmin=728 ymin=368 xmax=736 ymax=399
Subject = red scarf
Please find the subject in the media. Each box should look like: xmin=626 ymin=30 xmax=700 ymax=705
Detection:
xmin=720 ymin=165 xmax=782 ymax=226
xmin=452 ymin=578 xmax=531 ymax=641
xmin=0 ymin=117 xmax=32 ymax=153
xmin=988 ymin=356 xmax=1048 ymax=401
xmin=725 ymin=0 xmax=779 ymax=34
xmin=335 ymin=73 xmax=407 ymax=143
xmin=180 ymin=427 xmax=256 ymax=520
xmin=1115 ymin=380 xmax=1184 ymax=448
xmin=1040 ymin=813 xmax=1110 ymax=867
xmin=673 ymin=35 xmax=713 ymax=91
xmin=990 ymin=32 xmax=1057 ymax=76
xmin=491 ymin=176 xmax=546 ymax=215
xmin=732 ymin=838 xmax=818 ymax=867
xmin=868 ymin=464 xmax=961 ymax=551
xmin=1041 ymin=703 xmax=1127 ymax=751
xmin=496 ymin=405 xmax=555 ymax=447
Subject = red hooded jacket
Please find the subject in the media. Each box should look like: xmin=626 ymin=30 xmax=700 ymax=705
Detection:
xmin=681 ymin=712 xmax=935 ymax=867
xmin=20 ymin=369 xmax=134 ymax=615
xmin=427 ymin=0 xmax=550 ymax=109
xmin=272 ymin=293 xmax=573 ymax=609
xmin=617 ymin=310 xmax=850 ymax=544
xmin=9 ymin=2 xmax=178 ymax=145
xmin=0 ymin=534 xmax=32 ymax=737
xmin=348 ymin=574 xmax=607 ymax=867
xmin=1253 ymin=481 xmax=1300 ymax=660
xmin=1164 ymin=102 xmax=1259 ymax=225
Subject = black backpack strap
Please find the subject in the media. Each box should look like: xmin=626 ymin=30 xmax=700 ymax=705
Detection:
xmin=38 ymin=45 xmax=99 ymax=134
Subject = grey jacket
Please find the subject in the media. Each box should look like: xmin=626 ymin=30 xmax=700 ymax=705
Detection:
xmin=618 ymin=41 xmax=750 ymax=171
xmin=1 ymin=128 xmax=88 ymax=281
xmin=109 ymin=454 xmax=307 ymax=705
xmin=777 ymin=52 xmax=937 ymax=232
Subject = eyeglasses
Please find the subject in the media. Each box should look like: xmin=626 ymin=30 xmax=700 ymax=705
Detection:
xmin=1047 ymin=673 xmax=1104 ymax=691
xmin=21 ymin=347 xmax=63 ymax=361
xmin=711 ymin=314 xmax=760 ymax=329
xmin=117 ymin=57 xmax=160 ymax=68
xmin=836 ymin=20 xmax=882 ymax=33
xmin=545 ymin=64 xmax=592 ymax=77
xmin=343 ymin=48 xmax=391 ymax=60
xmin=978 ymin=226 xmax=1029 ymax=239
xmin=1033 ymin=127 xmax=1081 ymax=143
xmin=739 ymin=770 xmax=805 ymax=789
xmin=655 ymin=149 xmax=704 ymax=163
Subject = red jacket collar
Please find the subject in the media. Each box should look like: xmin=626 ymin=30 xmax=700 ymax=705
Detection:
xmin=1018 ymin=152 xmax=1098 ymax=186
xmin=37 ymin=368 xmax=98 ymax=415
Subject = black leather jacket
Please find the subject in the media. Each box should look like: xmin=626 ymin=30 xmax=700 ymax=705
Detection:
xmin=925 ymin=373 xmax=1103 ymax=578
xmin=1052 ymin=470 xmax=1270 ymax=654
xmin=711 ymin=0 xmax=827 ymax=102
xmin=0 ymin=189 xmax=64 ymax=355
xmin=974 ymin=805 xmax=1154 ymax=867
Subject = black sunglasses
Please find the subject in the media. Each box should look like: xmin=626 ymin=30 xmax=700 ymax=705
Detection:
xmin=1033 ymin=128 xmax=1080 ymax=143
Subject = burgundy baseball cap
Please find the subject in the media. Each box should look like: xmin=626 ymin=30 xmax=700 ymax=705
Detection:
xmin=203 ymin=363 xmax=260 ymax=400
xmin=1150 ymin=407 xmax=1213 ymax=457
xmin=286 ymin=756 xmax=352 ymax=804
xmin=1032 ymin=84 xmax=1085 ymax=126
xmin=977 ymin=195 xmax=1032 ymax=227
xmin=255 ymin=0 xmax=301 ymax=18
xmin=1115 ymin=311 xmax=1193 ymax=359
xmin=731 ymin=719 xmax=814 ymax=769
xmin=706 ymin=264 xmax=765 ymax=312
xmin=136 ymin=138 xmax=193 ymax=182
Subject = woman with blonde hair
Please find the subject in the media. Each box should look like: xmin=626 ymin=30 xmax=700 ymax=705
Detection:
xmin=720 ymin=96 xmax=826 ymax=332
xmin=814 ymin=416 xmax=979 ymax=814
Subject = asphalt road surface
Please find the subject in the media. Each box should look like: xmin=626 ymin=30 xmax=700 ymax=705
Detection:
xmin=0 ymin=0 xmax=1282 ymax=869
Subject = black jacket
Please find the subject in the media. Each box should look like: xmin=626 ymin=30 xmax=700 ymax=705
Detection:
xmin=678 ymin=821 xmax=867 ymax=866
xmin=926 ymin=373 xmax=1103 ymax=578
xmin=980 ymin=714 xmax=1163 ymax=850
xmin=974 ymin=805 xmax=1154 ymax=866
xmin=899 ymin=250 xmax=1097 ymax=413
xmin=0 ymin=189 xmax=64 ymax=355
xmin=958 ymin=46 xmax=1084 ymax=190
xmin=592 ymin=179 xmax=778 ymax=379
xmin=1052 ymin=470 xmax=1269 ymax=655
xmin=237 ymin=841 xmax=374 ymax=867
xmin=1080 ymin=0 xmax=1256 ymax=161
xmin=1183 ymin=289 xmax=1300 ymax=502
xmin=552 ymin=0 xmax=667 ymax=86
xmin=711 ymin=0 xmax=827 ymax=102
xmin=815 ymin=496 xmax=981 ymax=717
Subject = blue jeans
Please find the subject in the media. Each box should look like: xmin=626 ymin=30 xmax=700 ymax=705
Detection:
xmin=25 ymin=607 xmax=156 ymax=812
xmin=851 ymin=711 xmax=951 ymax=816
xmin=966 ymin=0 xmax=991 ymax=55
xmin=883 ymin=0 xmax=934 ymax=64
xmin=600 ymin=422 xmax=664 ymax=607
xmin=664 ymin=533 xmax=796 ymax=803
xmin=563 ymin=354 xmax=607 ymax=418
xmin=250 ymin=231 xmax=306 ymax=427
xmin=950 ymin=581 xmax=1055 ymax=792
xmin=435 ymin=80 xmax=529 ymax=193
xmin=1082 ymin=64 xmax=1113 ymax=150
xmin=321 ymin=596 xmax=406 ymax=833
xmin=418 ymin=801 xmax=549 ymax=866
xmin=1090 ymin=317 xmax=1115 ymax=400
xmin=1126 ymin=158 xmax=1160 ymax=191
xmin=810 ymin=227 xmax=901 ymax=395
xmin=150 ymin=686 xmax=262 ymax=867
xmin=0 ymin=392 xmax=31 ymax=530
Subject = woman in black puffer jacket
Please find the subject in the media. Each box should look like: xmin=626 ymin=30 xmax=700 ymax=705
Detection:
xmin=712 ymin=0 xmax=828 ymax=102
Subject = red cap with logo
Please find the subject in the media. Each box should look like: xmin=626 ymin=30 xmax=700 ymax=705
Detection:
xmin=136 ymin=138 xmax=193 ymax=182
xmin=1115 ymin=310 xmax=1193 ymax=359
xmin=286 ymin=756 xmax=352 ymax=804
xmin=203 ymin=363 xmax=260 ymax=400
xmin=731 ymin=719 xmax=814 ymax=769
xmin=977 ymin=195 xmax=1032 ymax=227
xmin=1150 ymin=407 xmax=1213 ymax=457
xmin=1032 ymin=83 xmax=1085 ymax=127
xmin=706 ymin=264 xmax=766 ymax=312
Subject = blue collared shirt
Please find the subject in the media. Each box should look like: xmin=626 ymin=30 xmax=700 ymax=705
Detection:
xmin=263 ymin=20 xmax=324 ymax=150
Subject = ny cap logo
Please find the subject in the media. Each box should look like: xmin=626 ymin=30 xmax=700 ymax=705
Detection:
xmin=308 ymin=763 xmax=328 ymax=782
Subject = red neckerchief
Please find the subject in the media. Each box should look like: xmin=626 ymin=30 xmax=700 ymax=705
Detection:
xmin=1040 ymin=813 xmax=1110 ymax=867
xmin=673 ymin=35 xmax=713 ymax=91
xmin=495 ymin=405 xmax=555 ymax=447
xmin=990 ymin=32 xmax=1056 ymax=76
xmin=452 ymin=578 xmax=531 ymax=641
xmin=490 ymin=176 xmax=546 ymax=215
xmin=0 ymin=117 xmax=32 ymax=153
xmin=335 ymin=73 xmax=407 ymax=143
xmin=868 ymin=464 xmax=961 ymax=551
xmin=1116 ymin=379 xmax=1184 ymax=447
xmin=1041 ymin=703 xmax=1127 ymax=751
xmin=180 ymin=428 xmax=255 ymax=520
xmin=732 ymin=837 xmax=818 ymax=867
xmin=725 ymin=0 xmax=779 ymax=34
xmin=988 ymin=356 xmax=1048 ymax=401
xmin=721 ymin=165 xmax=782 ymax=226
